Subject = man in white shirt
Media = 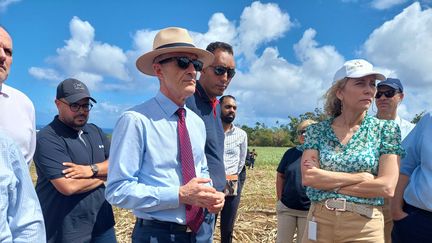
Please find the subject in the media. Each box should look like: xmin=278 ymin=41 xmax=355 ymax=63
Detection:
xmin=375 ymin=77 xmax=415 ymax=243
xmin=219 ymin=95 xmax=248 ymax=243
xmin=0 ymin=25 xmax=36 ymax=165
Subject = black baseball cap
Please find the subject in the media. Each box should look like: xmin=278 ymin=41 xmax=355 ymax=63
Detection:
xmin=56 ymin=78 xmax=97 ymax=103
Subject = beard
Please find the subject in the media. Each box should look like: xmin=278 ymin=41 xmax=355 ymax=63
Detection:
xmin=221 ymin=115 xmax=235 ymax=124
xmin=61 ymin=114 xmax=88 ymax=129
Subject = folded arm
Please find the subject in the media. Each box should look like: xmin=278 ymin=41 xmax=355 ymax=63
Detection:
xmin=301 ymin=149 xmax=375 ymax=190
xmin=338 ymin=154 xmax=400 ymax=198
xmin=62 ymin=160 xmax=109 ymax=179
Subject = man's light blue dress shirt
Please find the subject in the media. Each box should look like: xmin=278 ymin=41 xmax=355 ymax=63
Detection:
xmin=105 ymin=92 xmax=210 ymax=224
xmin=401 ymin=111 xmax=432 ymax=211
xmin=0 ymin=132 xmax=45 ymax=243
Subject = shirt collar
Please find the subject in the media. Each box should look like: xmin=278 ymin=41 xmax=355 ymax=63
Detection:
xmin=155 ymin=91 xmax=185 ymax=118
xmin=0 ymin=83 xmax=10 ymax=98
xmin=226 ymin=124 xmax=235 ymax=133
xmin=52 ymin=115 xmax=88 ymax=135
xmin=195 ymin=82 xmax=219 ymax=117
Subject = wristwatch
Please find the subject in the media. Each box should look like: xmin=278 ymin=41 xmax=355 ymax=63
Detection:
xmin=90 ymin=164 xmax=99 ymax=177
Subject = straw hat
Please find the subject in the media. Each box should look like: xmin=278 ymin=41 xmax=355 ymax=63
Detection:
xmin=136 ymin=27 xmax=214 ymax=76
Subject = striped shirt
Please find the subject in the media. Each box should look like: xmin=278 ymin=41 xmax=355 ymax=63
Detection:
xmin=223 ymin=125 xmax=248 ymax=175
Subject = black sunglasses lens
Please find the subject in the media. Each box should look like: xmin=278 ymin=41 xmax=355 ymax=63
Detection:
xmin=213 ymin=66 xmax=235 ymax=78
xmin=175 ymin=57 xmax=202 ymax=71
xmin=213 ymin=66 xmax=226 ymax=75
xmin=376 ymin=90 xmax=396 ymax=99
xmin=192 ymin=60 xmax=203 ymax=71
xmin=227 ymin=69 xmax=236 ymax=79
xmin=176 ymin=57 xmax=191 ymax=69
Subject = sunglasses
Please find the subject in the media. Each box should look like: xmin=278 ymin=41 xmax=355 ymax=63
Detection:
xmin=158 ymin=56 xmax=203 ymax=71
xmin=375 ymin=90 xmax=399 ymax=99
xmin=59 ymin=99 xmax=93 ymax=112
xmin=210 ymin=66 xmax=236 ymax=79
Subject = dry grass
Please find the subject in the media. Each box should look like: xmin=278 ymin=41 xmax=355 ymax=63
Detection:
xmin=31 ymin=147 xmax=287 ymax=243
xmin=111 ymin=165 xmax=279 ymax=243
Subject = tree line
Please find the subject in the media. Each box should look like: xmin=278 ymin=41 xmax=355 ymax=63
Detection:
xmin=240 ymin=109 xmax=426 ymax=147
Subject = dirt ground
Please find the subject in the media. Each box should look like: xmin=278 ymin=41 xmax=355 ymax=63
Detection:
xmin=113 ymin=166 xmax=279 ymax=243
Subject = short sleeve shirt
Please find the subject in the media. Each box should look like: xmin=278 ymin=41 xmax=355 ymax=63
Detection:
xmin=303 ymin=115 xmax=404 ymax=206
xmin=276 ymin=146 xmax=310 ymax=210
xmin=34 ymin=116 xmax=114 ymax=242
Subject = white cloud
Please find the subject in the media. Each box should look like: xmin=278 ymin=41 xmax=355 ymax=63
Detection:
xmin=191 ymin=13 xmax=237 ymax=50
xmin=29 ymin=16 xmax=130 ymax=90
xmin=363 ymin=2 xmax=432 ymax=119
xmin=0 ymin=0 xmax=20 ymax=12
xmin=28 ymin=67 xmax=63 ymax=81
xmin=237 ymin=1 xmax=292 ymax=61
xmin=371 ymin=0 xmax=408 ymax=10
xmin=226 ymin=28 xmax=345 ymax=126
xmin=363 ymin=2 xmax=432 ymax=86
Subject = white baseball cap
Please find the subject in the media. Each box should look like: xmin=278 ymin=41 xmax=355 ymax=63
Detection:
xmin=333 ymin=59 xmax=386 ymax=83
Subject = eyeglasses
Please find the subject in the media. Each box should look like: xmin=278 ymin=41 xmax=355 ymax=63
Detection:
xmin=210 ymin=66 xmax=236 ymax=79
xmin=297 ymin=130 xmax=306 ymax=136
xmin=375 ymin=90 xmax=399 ymax=99
xmin=58 ymin=99 xmax=93 ymax=112
xmin=158 ymin=56 xmax=203 ymax=71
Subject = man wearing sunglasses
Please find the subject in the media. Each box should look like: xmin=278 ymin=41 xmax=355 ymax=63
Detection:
xmin=106 ymin=27 xmax=225 ymax=243
xmin=185 ymin=42 xmax=235 ymax=192
xmin=376 ymin=78 xmax=415 ymax=140
xmin=375 ymin=78 xmax=414 ymax=243
xmin=185 ymin=41 xmax=236 ymax=237
xmin=34 ymin=78 xmax=116 ymax=243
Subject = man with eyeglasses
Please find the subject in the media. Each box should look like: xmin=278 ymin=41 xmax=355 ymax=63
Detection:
xmin=0 ymin=26 xmax=36 ymax=166
xmin=375 ymin=78 xmax=414 ymax=243
xmin=106 ymin=27 xmax=225 ymax=243
xmin=34 ymin=78 xmax=116 ymax=243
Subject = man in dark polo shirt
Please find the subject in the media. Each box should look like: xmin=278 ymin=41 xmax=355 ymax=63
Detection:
xmin=34 ymin=78 xmax=116 ymax=243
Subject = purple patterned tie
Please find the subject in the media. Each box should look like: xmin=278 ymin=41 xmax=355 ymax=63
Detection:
xmin=176 ymin=108 xmax=204 ymax=233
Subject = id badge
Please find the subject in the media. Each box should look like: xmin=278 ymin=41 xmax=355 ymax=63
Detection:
xmin=308 ymin=217 xmax=317 ymax=241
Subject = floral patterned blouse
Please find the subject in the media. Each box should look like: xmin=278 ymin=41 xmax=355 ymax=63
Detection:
xmin=303 ymin=115 xmax=405 ymax=206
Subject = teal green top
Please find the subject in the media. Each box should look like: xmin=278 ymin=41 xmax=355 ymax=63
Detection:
xmin=303 ymin=115 xmax=405 ymax=206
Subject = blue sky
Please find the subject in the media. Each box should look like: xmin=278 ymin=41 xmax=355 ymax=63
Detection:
xmin=1 ymin=0 xmax=432 ymax=129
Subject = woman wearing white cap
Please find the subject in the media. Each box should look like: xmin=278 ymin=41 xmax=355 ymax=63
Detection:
xmin=300 ymin=59 xmax=404 ymax=242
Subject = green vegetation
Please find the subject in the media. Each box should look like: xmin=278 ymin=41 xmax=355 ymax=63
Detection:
xmin=249 ymin=146 xmax=288 ymax=166
xmin=242 ymin=108 xmax=327 ymax=147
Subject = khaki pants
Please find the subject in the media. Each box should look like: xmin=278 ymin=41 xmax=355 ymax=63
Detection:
xmin=301 ymin=203 xmax=384 ymax=243
xmin=383 ymin=199 xmax=393 ymax=243
xmin=276 ymin=200 xmax=308 ymax=243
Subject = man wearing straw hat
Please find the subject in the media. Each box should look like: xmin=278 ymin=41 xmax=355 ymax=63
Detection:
xmin=106 ymin=27 xmax=225 ymax=243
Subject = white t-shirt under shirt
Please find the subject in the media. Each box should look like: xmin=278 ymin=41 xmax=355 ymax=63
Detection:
xmin=395 ymin=115 xmax=415 ymax=141
xmin=0 ymin=83 xmax=36 ymax=165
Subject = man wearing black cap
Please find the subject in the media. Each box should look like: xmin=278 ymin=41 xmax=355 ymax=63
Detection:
xmin=34 ymin=78 xmax=116 ymax=243
xmin=375 ymin=78 xmax=415 ymax=243
xmin=376 ymin=78 xmax=415 ymax=140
